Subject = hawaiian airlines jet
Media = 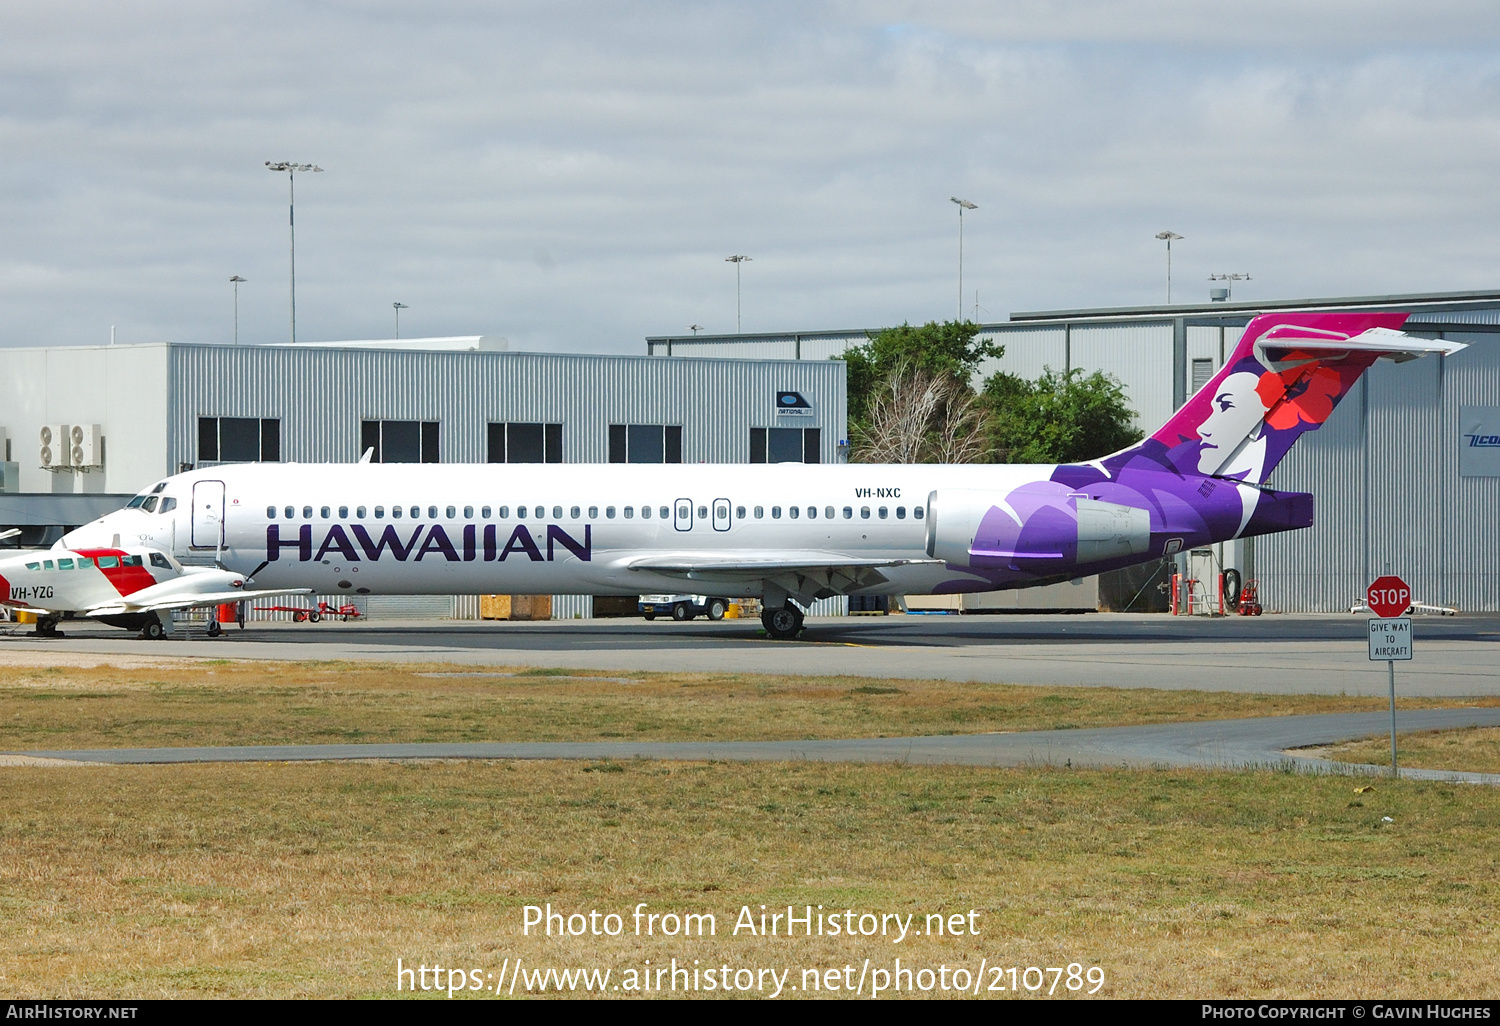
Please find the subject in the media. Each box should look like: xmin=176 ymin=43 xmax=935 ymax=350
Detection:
xmin=12 ymin=312 xmax=1462 ymax=640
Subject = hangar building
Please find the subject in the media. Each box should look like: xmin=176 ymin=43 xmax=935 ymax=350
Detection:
xmin=0 ymin=337 xmax=846 ymax=619
xmin=647 ymin=290 xmax=1500 ymax=614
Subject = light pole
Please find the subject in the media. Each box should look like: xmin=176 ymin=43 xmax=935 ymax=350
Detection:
xmin=265 ymin=161 xmax=323 ymax=343
xmin=393 ymin=302 xmax=408 ymax=339
xmin=229 ymin=276 xmax=246 ymax=344
xmin=951 ymin=197 xmax=977 ymax=320
xmin=725 ymin=255 xmax=751 ymax=333
xmin=688 ymin=324 xmax=702 ymax=336
xmin=1155 ymin=231 xmax=1183 ymax=303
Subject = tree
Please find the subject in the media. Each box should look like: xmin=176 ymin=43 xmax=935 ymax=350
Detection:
xmin=852 ymin=365 xmax=990 ymax=464
xmin=980 ymin=366 xmax=1142 ymax=464
xmin=842 ymin=320 xmax=1001 ymax=463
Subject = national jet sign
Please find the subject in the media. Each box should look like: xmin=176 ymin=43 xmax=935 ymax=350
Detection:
xmin=1460 ymin=406 xmax=1500 ymax=477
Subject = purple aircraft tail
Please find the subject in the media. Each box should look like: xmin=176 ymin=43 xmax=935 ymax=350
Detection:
xmin=1036 ymin=311 xmax=1466 ymax=551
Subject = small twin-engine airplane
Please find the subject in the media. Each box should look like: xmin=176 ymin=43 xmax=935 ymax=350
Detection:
xmin=19 ymin=311 xmax=1463 ymax=640
xmin=0 ymin=546 xmax=310 ymax=638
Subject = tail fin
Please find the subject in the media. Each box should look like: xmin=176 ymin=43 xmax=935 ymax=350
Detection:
xmin=1141 ymin=312 xmax=1464 ymax=485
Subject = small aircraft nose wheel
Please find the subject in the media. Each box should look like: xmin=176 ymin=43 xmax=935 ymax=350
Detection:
xmin=761 ymin=605 xmax=803 ymax=641
xmin=207 ymin=620 xmax=222 ymax=638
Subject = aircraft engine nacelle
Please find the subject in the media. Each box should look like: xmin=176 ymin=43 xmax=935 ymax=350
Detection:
xmin=925 ymin=488 xmax=1151 ymax=570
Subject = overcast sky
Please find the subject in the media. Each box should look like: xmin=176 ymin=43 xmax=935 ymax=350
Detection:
xmin=3 ymin=1 xmax=1499 ymax=353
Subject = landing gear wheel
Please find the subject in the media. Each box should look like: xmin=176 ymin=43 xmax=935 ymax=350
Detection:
xmin=33 ymin=618 xmax=63 ymax=638
xmin=207 ymin=620 xmax=222 ymax=638
xmin=308 ymin=611 xmax=322 ymax=623
xmin=671 ymin=603 xmax=690 ymax=621
xmin=761 ymin=606 xmax=803 ymax=640
xmin=707 ymin=599 xmax=727 ymax=621
xmin=141 ymin=617 xmax=166 ymax=640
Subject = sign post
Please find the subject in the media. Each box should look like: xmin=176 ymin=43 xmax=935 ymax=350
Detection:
xmin=1366 ymin=576 xmax=1413 ymax=777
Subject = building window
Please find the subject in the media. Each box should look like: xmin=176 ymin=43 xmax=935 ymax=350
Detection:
xmin=608 ymin=425 xmax=683 ymax=463
xmin=198 ymin=417 xmax=280 ymax=463
xmin=361 ymin=420 xmax=439 ymax=463
xmin=488 ymin=422 xmax=562 ymax=463
xmin=749 ymin=427 xmax=820 ymax=464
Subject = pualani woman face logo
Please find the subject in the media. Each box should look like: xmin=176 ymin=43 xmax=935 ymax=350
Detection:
xmin=1195 ymin=370 xmax=1270 ymax=476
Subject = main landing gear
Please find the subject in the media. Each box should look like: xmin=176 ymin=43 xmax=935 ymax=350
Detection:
xmin=760 ymin=605 xmax=804 ymax=641
xmin=139 ymin=614 xmax=167 ymax=640
xmin=32 ymin=617 xmax=63 ymax=638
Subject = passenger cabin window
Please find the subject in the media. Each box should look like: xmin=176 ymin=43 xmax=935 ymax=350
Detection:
xmin=517 ymin=506 xmax=528 ymax=518
xmin=320 ymin=506 xmax=330 ymax=519
xmin=606 ymin=506 xmax=616 ymax=518
xmin=480 ymin=506 xmax=490 ymax=518
xmin=57 ymin=558 xmax=74 ymax=570
xmin=789 ymin=507 xmax=799 ymax=519
xmin=362 ymin=420 xmax=439 ymax=463
xmin=914 ymin=506 xmax=924 ymax=520
xmin=624 ymin=506 xmax=634 ymax=519
xmin=488 ymin=422 xmax=563 ymax=464
xmin=392 ymin=506 xmax=403 ymax=519
xmin=586 ymin=506 xmax=596 ymax=518
xmin=283 ymin=506 xmax=294 ymax=519
xmin=843 ymin=507 xmax=853 ymax=519
xmin=339 ymin=506 xmax=349 ymax=518
xmin=754 ymin=506 xmax=764 ymax=518
xmin=736 ymin=506 xmax=746 ymax=519
xmin=199 ymin=417 xmax=281 ymax=463
xmin=771 ymin=506 xmax=782 ymax=519
xmin=879 ymin=507 xmax=888 ymax=519
xmin=642 ymin=506 xmax=652 ymax=519
xmin=97 ymin=556 xmax=120 ymax=568
xmin=374 ymin=506 xmax=385 ymax=518
xmin=553 ymin=506 xmax=563 ymax=519
xmin=609 ymin=424 xmax=683 ymax=463
xmin=860 ymin=507 xmax=871 ymax=519
xmin=462 ymin=506 xmax=472 ymax=518
xmin=571 ymin=506 xmax=581 ymax=519
xmin=124 ymin=555 xmax=143 ymax=567
xmin=498 ymin=506 xmax=509 ymax=518
xmin=896 ymin=506 xmax=906 ymax=519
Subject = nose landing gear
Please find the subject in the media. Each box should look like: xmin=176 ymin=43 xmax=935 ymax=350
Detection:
xmin=760 ymin=605 xmax=804 ymax=641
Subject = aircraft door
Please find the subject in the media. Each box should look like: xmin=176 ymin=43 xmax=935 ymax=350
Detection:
xmin=712 ymin=498 xmax=731 ymax=532
xmin=191 ymin=480 xmax=226 ymax=549
xmin=674 ymin=498 xmax=693 ymax=531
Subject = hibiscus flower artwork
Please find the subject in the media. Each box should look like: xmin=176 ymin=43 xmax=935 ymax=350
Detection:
xmin=1254 ymin=354 xmax=1375 ymax=431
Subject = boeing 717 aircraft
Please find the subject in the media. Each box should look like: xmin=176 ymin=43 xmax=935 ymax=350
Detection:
xmin=5 ymin=312 xmax=1463 ymax=639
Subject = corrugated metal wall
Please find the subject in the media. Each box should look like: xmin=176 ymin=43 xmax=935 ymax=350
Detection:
xmin=1068 ymin=322 xmax=1176 ymax=428
xmin=167 ymin=345 xmax=847 ymax=468
xmin=1257 ymin=332 xmax=1500 ymax=612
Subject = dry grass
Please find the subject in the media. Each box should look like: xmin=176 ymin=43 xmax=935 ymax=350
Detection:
xmin=3 ymin=659 xmax=1494 ymax=751
xmin=1315 ymin=726 xmax=1500 ymax=776
xmin=2 ymin=759 xmax=1497 ymax=999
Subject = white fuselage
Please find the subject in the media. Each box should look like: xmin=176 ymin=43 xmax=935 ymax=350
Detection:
xmin=61 ymin=461 xmax=1064 ymax=600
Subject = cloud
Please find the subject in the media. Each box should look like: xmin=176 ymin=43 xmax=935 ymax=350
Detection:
xmin=1 ymin=1 xmax=1498 ymax=353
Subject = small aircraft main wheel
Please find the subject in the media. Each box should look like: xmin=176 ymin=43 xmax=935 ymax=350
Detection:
xmin=207 ymin=620 xmax=222 ymax=638
xmin=308 ymin=611 xmax=322 ymax=623
xmin=672 ymin=603 xmax=690 ymax=621
xmin=143 ymin=619 xmax=166 ymax=640
xmin=761 ymin=606 xmax=803 ymax=641
xmin=707 ymin=599 xmax=727 ymax=621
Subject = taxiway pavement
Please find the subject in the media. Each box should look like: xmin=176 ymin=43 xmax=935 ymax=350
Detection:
xmin=7 ymin=613 xmax=1499 ymax=697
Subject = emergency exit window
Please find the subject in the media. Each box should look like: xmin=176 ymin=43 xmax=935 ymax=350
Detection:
xmin=198 ymin=417 xmax=280 ymax=463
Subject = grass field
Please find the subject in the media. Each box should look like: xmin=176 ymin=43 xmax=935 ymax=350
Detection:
xmin=2 ymin=658 xmax=1495 ymax=751
xmin=2 ymin=759 xmax=1497 ymax=999
xmin=3 ymin=657 xmax=1498 ymax=1000
xmin=1317 ymin=726 xmax=1500 ymax=776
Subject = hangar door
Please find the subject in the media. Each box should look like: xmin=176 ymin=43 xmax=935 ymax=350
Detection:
xmin=191 ymin=480 xmax=226 ymax=549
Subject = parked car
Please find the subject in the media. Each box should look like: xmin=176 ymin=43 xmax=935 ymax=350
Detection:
xmin=638 ymin=594 xmax=730 ymax=621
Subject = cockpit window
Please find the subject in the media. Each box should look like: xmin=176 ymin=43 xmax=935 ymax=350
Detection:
xmin=141 ymin=495 xmax=159 ymax=513
xmin=149 ymin=553 xmax=172 ymax=569
xmin=159 ymin=497 xmax=177 ymax=514
xmin=151 ymin=482 xmax=168 ymax=494
xmin=123 ymin=555 xmax=143 ymax=567
xmin=126 ymin=495 xmax=148 ymax=508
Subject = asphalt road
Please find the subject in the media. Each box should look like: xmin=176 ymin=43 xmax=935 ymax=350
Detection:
xmin=9 ymin=612 xmax=1500 ymax=697
xmin=15 ymin=707 xmax=1500 ymax=783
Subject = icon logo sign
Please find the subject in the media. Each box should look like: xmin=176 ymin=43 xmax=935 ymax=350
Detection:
xmin=1367 ymin=575 xmax=1410 ymax=618
xmin=776 ymin=391 xmax=813 ymax=416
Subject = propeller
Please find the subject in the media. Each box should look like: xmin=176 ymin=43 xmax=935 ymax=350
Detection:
xmin=246 ymin=560 xmax=270 ymax=583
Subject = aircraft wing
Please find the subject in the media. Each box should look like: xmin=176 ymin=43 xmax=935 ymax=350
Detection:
xmin=85 ymin=588 xmax=315 ymax=618
xmin=623 ymin=552 xmax=944 ymax=595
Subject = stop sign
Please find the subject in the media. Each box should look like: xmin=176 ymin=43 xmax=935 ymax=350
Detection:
xmin=1367 ymin=576 xmax=1411 ymax=618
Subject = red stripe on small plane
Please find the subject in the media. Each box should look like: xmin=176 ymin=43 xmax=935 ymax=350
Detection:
xmin=73 ymin=548 xmax=157 ymax=596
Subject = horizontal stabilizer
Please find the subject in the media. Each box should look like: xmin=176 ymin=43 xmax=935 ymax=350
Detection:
xmin=1255 ymin=326 xmax=1466 ymax=367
